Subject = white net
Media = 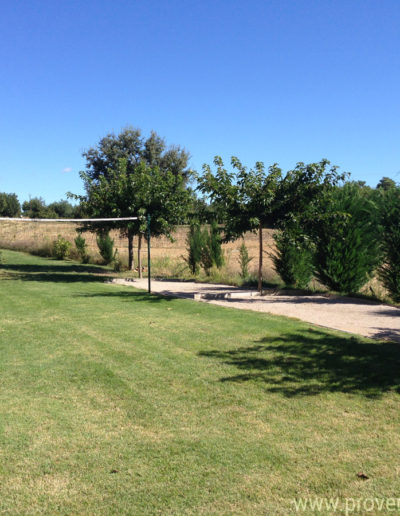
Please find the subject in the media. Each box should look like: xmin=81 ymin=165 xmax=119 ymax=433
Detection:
xmin=0 ymin=217 xmax=139 ymax=222
xmin=0 ymin=216 xmax=152 ymax=291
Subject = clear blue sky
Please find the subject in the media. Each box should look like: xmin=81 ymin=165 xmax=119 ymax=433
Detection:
xmin=1 ymin=0 xmax=399 ymax=204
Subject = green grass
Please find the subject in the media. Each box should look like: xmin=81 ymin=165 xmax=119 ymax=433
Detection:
xmin=0 ymin=249 xmax=399 ymax=515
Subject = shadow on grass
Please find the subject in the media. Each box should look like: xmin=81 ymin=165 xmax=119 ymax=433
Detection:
xmin=1 ymin=262 xmax=175 ymax=304
xmin=76 ymin=290 xmax=174 ymax=303
xmin=199 ymin=328 xmax=400 ymax=397
xmin=0 ymin=263 xmax=109 ymax=283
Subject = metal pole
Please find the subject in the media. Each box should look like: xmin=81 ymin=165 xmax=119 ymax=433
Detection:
xmin=147 ymin=214 xmax=151 ymax=294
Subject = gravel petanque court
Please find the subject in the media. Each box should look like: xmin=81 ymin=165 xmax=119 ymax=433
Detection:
xmin=111 ymin=279 xmax=400 ymax=343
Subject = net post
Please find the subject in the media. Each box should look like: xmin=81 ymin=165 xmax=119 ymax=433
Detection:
xmin=147 ymin=214 xmax=151 ymax=294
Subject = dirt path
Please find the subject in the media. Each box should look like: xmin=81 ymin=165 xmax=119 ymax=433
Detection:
xmin=112 ymin=279 xmax=400 ymax=342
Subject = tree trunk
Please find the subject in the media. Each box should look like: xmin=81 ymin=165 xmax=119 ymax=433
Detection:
xmin=128 ymin=230 xmax=135 ymax=271
xmin=138 ymin=233 xmax=143 ymax=279
xmin=258 ymin=223 xmax=263 ymax=294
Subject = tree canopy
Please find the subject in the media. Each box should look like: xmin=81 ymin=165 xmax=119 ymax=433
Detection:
xmin=47 ymin=200 xmax=82 ymax=218
xmin=73 ymin=127 xmax=193 ymax=271
xmin=274 ymin=159 xmax=348 ymax=234
xmin=82 ymin=127 xmax=192 ymax=183
xmin=376 ymin=176 xmax=397 ymax=191
xmin=21 ymin=197 xmax=80 ymax=219
xmin=198 ymin=156 xmax=282 ymax=291
xmin=22 ymin=197 xmax=54 ymax=218
xmin=0 ymin=192 xmax=21 ymax=217
xmin=198 ymin=158 xmax=349 ymax=292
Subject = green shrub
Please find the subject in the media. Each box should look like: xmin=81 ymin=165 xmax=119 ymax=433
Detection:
xmin=96 ymin=231 xmax=115 ymax=264
xmin=113 ymin=249 xmax=123 ymax=272
xmin=209 ymin=221 xmax=224 ymax=269
xmin=313 ymin=183 xmax=380 ymax=293
xmin=200 ymin=228 xmax=213 ymax=275
xmin=272 ymin=231 xmax=313 ymax=289
xmin=238 ymin=241 xmax=253 ymax=279
xmin=52 ymin=235 xmax=72 ymax=260
xmin=187 ymin=222 xmax=203 ymax=274
xmin=187 ymin=222 xmax=224 ymax=276
xmin=378 ymin=187 xmax=400 ymax=302
xmin=74 ymin=234 xmax=89 ymax=263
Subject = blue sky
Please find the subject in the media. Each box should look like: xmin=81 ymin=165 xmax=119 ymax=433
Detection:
xmin=0 ymin=0 xmax=399 ymax=204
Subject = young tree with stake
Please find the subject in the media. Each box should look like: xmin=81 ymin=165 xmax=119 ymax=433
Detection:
xmin=198 ymin=156 xmax=282 ymax=292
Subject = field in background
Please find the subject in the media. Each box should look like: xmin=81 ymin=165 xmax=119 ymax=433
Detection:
xmin=0 ymin=221 xmax=393 ymax=303
xmin=0 ymin=249 xmax=399 ymax=514
xmin=0 ymin=221 xmax=276 ymax=275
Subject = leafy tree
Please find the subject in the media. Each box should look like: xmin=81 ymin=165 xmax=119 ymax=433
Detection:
xmin=75 ymin=158 xmax=192 ymax=273
xmin=81 ymin=127 xmax=191 ymax=183
xmin=22 ymin=197 xmax=56 ymax=218
xmin=0 ymin=195 xmax=7 ymax=216
xmin=347 ymin=180 xmax=374 ymax=196
xmin=198 ymin=156 xmax=282 ymax=291
xmin=0 ymin=193 xmax=21 ymax=217
xmin=354 ymin=180 xmax=366 ymax=188
xmin=274 ymin=160 xmax=348 ymax=235
xmin=187 ymin=196 xmax=214 ymax=223
xmin=22 ymin=198 xmax=84 ymax=220
xmin=378 ymin=186 xmax=400 ymax=302
xmin=48 ymin=200 xmax=83 ymax=218
xmin=72 ymin=127 xmax=192 ymax=273
xmin=269 ymin=160 xmax=348 ymax=288
xmin=376 ymin=176 xmax=396 ymax=191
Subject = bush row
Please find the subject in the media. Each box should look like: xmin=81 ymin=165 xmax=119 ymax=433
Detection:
xmin=272 ymin=184 xmax=400 ymax=302
xmin=0 ymin=232 xmax=122 ymax=270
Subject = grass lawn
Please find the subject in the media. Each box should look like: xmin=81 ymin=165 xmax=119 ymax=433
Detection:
xmin=0 ymin=249 xmax=399 ymax=515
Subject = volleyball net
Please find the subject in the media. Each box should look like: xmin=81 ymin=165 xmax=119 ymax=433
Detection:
xmin=0 ymin=215 xmax=152 ymax=292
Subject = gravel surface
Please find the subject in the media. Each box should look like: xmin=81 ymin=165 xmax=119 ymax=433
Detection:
xmin=112 ymin=278 xmax=400 ymax=342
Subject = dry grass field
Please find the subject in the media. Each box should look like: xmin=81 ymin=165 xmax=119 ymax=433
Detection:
xmin=0 ymin=221 xmax=276 ymax=274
